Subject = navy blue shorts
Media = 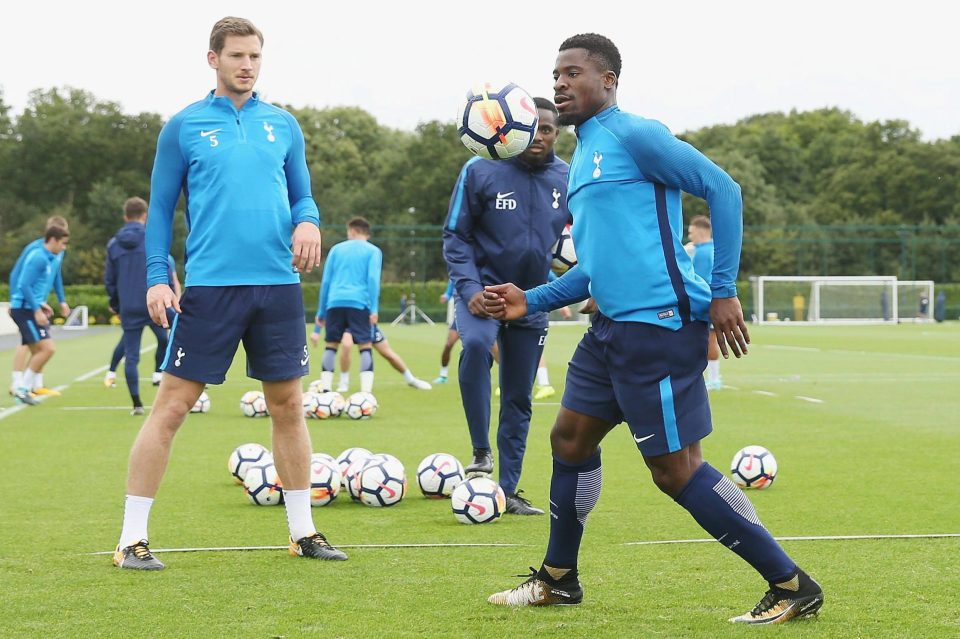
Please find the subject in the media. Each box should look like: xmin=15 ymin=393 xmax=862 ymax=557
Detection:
xmin=10 ymin=308 xmax=50 ymax=345
xmin=161 ymin=285 xmax=308 ymax=384
xmin=325 ymin=307 xmax=374 ymax=344
xmin=344 ymin=324 xmax=385 ymax=344
xmin=562 ymin=314 xmax=712 ymax=457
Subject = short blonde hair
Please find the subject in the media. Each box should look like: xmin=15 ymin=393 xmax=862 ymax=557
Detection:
xmin=45 ymin=215 xmax=69 ymax=231
xmin=124 ymin=197 xmax=148 ymax=219
xmin=209 ymin=17 xmax=263 ymax=54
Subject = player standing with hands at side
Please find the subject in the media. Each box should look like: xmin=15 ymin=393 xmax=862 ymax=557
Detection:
xmin=483 ymin=34 xmax=822 ymax=624
xmin=443 ymin=98 xmax=569 ymax=516
xmin=113 ymin=16 xmax=346 ymax=570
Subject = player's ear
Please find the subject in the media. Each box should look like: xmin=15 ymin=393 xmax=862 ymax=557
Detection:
xmin=603 ymin=71 xmax=618 ymax=90
xmin=207 ymin=50 xmax=219 ymax=70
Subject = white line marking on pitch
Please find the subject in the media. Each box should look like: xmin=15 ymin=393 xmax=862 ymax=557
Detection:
xmin=0 ymin=345 xmax=156 ymax=421
xmin=795 ymin=396 xmax=825 ymax=404
xmin=762 ymin=345 xmax=822 ymax=353
xmin=61 ymin=406 xmax=154 ymax=411
xmin=752 ymin=390 xmax=777 ymax=397
xmin=88 ymin=542 xmax=531 ymax=556
xmin=624 ymin=533 xmax=960 ymax=546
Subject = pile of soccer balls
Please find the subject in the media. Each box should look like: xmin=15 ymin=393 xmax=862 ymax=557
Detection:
xmin=236 ymin=384 xmax=378 ymax=421
xmin=230 ymin=444 xmax=506 ymax=523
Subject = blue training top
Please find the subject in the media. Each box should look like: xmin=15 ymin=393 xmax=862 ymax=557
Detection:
xmin=145 ymin=91 xmax=320 ymax=288
xmin=10 ymin=246 xmax=58 ymax=310
xmin=525 ymin=106 xmax=742 ymax=329
xmin=316 ymin=239 xmax=383 ymax=318
xmin=692 ymin=240 xmax=714 ymax=285
xmin=9 ymin=238 xmax=66 ymax=304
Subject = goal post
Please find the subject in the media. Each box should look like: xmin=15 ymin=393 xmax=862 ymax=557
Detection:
xmin=751 ymin=276 xmax=900 ymax=325
xmin=62 ymin=305 xmax=89 ymax=330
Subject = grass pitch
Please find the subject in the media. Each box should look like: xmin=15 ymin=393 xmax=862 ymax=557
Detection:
xmin=1 ymin=322 xmax=958 ymax=638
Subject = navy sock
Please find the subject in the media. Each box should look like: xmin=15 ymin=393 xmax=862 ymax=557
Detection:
xmin=675 ymin=463 xmax=797 ymax=583
xmin=322 ymin=347 xmax=336 ymax=372
xmin=110 ymin=340 xmax=124 ymax=372
xmin=544 ymin=451 xmax=602 ymax=570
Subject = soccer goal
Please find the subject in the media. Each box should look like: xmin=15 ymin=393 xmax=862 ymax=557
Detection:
xmin=751 ymin=276 xmax=901 ymax=325
xmin=896 ymin=280 xmax=936 ymax=323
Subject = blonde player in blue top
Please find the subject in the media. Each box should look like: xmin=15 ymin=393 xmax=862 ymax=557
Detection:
xmin=482 ymin=33 xmax=822 ymax=625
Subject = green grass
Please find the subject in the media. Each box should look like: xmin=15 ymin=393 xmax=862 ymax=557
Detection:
xmin=1 ymin=322 xmax=959 ymax=638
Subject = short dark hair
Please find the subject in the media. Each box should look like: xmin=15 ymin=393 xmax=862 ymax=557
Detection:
xmin=44 ymin=226 xmax=69 ymax=242
xmin=559 ymin=33 xmax=622 ymax=80
xmin=210 ymin=17 xmax=263 ymax=54
xmin=533 ymin=97 xmax=559 ymax=117
xmin=45 ymin=215 xmax=69 ymax=231
xmin=123 ymin=196 xmax=148 ymax=219
xmin=690 ymin=215 xmax=711 ymax=231
xmin=348 ymin=217 xmax=371 ymax=235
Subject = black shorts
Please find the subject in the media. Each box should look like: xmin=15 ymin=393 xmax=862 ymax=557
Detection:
xmin=325 ymin=307 xmax=374 ymax=344
xmin=10 ymin=308 xmax=50 ymax=345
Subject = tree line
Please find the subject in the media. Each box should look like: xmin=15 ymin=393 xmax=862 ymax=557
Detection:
xmin=2 ymin=87 xmax=958 ymax=286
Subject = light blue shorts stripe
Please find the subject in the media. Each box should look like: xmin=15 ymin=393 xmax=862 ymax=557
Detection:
xmin=659 ymin=376 xmax=681 ymax=453
xmin=160 ymin=314 xmax=180 ymax=370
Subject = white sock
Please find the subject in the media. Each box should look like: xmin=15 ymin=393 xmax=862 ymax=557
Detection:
xmin=706 ymin=360 xmax=721 ymax=383
xmin=23 ymin=369 xmax=37 ymax=390
xmin=33 ymin=371 xmax=44 ymax=390
xmin=106 ymin=371 xmax=117 ymax=380
xmin=12 ymin=371 xmax=23 ymax=389
xmin=319 ymin=371 xmax=333 ymax=392
xmin=360 ymin=371 xmax=374 ymax=393
xmin=438 ymin=366 xmax=448 ymax=378
xmin=339 ymin=372 xmax=349 ymax=387
xmin=402 ymin=369 xmax=415 ymax=384
xmin=283 ymin=489 xmax=316 ymax=541
xmin=118 ymin=495 xmax=155 ymax=548
xmin=536 ymin=366 xmax=550 ymax=387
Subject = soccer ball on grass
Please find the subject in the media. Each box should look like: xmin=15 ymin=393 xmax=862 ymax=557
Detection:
xmin=240 ymin=390 xmax=269 ymax=418
xmin=228 ymin=443 xmax=272 ymax=484
xmin=451 ymin=476 xmax=506 ymax=524
xmin=416 ymin=453 xmax=465 ymax=498
xmin=730 ymin=445 xmax=778 ymax=489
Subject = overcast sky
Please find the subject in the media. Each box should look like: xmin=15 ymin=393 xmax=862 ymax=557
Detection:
xmin=3 ymin=0 xmax=958 ymax=140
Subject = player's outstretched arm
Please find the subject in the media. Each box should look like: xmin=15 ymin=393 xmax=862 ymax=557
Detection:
xmin=482 ymin=284 xmax=528 ymax=321
xmin=710 ymin=296 xmax=750 ymax=358
xmin=147 ymin=284 xmax=181 ymax=329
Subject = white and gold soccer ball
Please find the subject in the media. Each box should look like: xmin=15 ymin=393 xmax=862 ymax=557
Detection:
xmin=314 ymin=391 xmax=347 ymax=419
xmin=228 ymin=443 xmax=272 ymax=484
xmin=243 ymin=462 xmax=283 ymax=506
xmin=191 ymin=391 xmax=211 ymax=413
xmin=416 ymin=453 xmax=465 ymax=499
xmin=345 ymin=392 xmax=377 ymax=420
xmin=730 ymin=445 xmax=778 ymax=489
xmin=456 ymin=82 xmax=539 ymax=160
xmin=309 ymin=457 xmax=342 ymax=507
xmin=240 ymin=390 xmax=268 ymax=418
xmin=451 ymin=476 xmax=506 ymax=524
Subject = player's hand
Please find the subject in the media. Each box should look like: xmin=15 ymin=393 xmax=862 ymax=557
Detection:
xmin=559 ymin=305 xmax=572 ymax=320
xmin=440 ymin=294 xmax=449 ymax=304
xmin=481 ymin=284 xmax=527 ymax=321
xmin=40 ymin=302 xmax=54 ymax=318
xmin=292 ymin=222 xmax=322 ymax=274
xmin=147 ymin=284 xmax=181 ymax=328
xmin=710 ymin=297 xmax=750 ymax=359
xmin=369 ymin=313 xmax=379 ymax=325
xmin=33 ymin=308 xmax=50 ymax=327
xmin=309 ymin=332 xmax=320 ymax=347
xmin=578 ymin=298 xmax=598 ymax=315
xmin=467 ymin=291 xmax=491 ymax=318
xmin=59 ymin=302 xmax=70 ymax=318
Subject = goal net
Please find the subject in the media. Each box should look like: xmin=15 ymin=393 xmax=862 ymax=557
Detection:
xmin=751 ymin=276 xmax=902 ymax=324
xmin=896 ymin=280 xmax=936 ymax=323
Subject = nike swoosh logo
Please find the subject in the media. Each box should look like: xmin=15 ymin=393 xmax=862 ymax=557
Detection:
xmin=300 ymin=356 xmax=309 ymax=365
xmin=633 ymin=433 xmax=655 ymax=444
xmin=496 ymin=191 xmax=515 ymax=198
xmin=200 ymin=129 xmax=222 ymax=137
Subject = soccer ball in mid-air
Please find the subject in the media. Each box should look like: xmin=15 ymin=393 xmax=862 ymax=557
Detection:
xmin=228 ymin=443 xmax=272 ymax=484
xmin=191 ymin=391 xmax=211 ymax=413
xmin=314 ymin=391 xmax=346 ymax=419
xmin=309 ymin=457 xmax=342 ymax=507
xmin=244 ymin=462 xmax=284 ymax=505
xmin=457 ymin=82 xmax=538 ymax=160
xmin=730 ymin=445 xmax=778 ymax=489
xmin=451 ymin=477 xmax=506 ymax=524
xmin=345 ymin=392 xmax=378 ymax=420
xmin=356 ymin=456 xmax=407 ymax=507
xmin=550 ymin=224 xmax=577 ymax=276
xmin=239 ymin=390 xmax=269 ymax=418
xmin=416 ymin=453 xmax=465 ymax=498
